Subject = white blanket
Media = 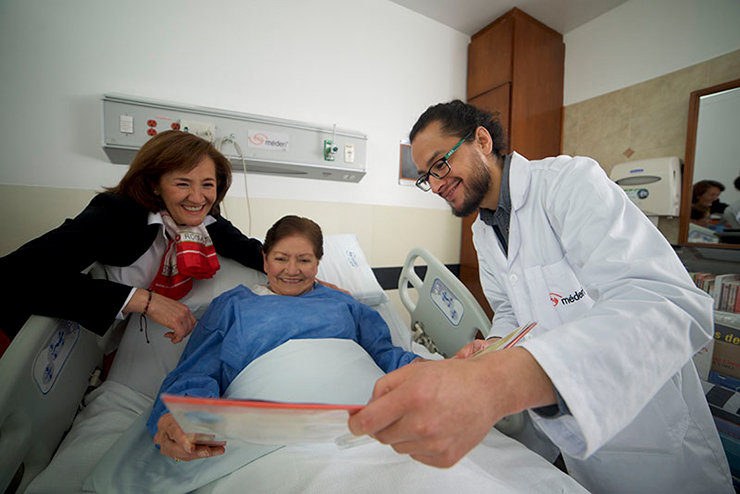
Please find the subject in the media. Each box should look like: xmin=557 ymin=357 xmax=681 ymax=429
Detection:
xmin=82 ymin=339 xmax=588 ymax=494
xmin=195 ymin=435 xmax=584 ymax=494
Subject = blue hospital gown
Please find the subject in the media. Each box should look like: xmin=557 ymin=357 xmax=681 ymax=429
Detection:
xmin=146 ymin=284 xmax=418 ymax=436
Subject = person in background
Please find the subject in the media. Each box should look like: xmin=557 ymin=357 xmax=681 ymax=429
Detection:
xmin=0 ymin=130 xmax=263 ymax=344
xmin=690 ymin=205 xmax=712 ymax=227
xmin=148 ymin=215 xmax=419 ymax=461
xmin=693 ymin=179 xmax=728 ymax=215
xmin=688 ymin=205 xmax=720 ymax=243
xmin=723 ymin=175 xmax=740 ymax=229
xmin=349 ymin=100 xmax=732 ymax=494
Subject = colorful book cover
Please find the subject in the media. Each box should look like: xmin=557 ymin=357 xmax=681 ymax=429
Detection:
xmin=724 ymin=282 xmax=739 ymax=313
xmin=695 ymin=273 xmax=716 ymax=292
xmin=163 ymin=395 xmax=363 ymax=446
xmin=709 ymin=371 xmax=740 ymax=393
xmin=715 ymin=275 xmax=740 ymax=310
xmin=472 ymin=322 xmax=537 ymax=357
xmin=716 ymin=323 xmax=740 ymax=346
xmin=706 ymin=279 xmax=717 ymax=298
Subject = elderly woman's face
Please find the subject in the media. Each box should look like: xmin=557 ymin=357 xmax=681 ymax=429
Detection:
xmin=158 ymin=156 xmax=217 ymax=226
xmin=263 ymin=235 xmax=319 ymax=296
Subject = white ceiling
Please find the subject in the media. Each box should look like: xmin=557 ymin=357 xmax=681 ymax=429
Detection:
xmin=388 ymin=0 xmax=628 ymax=35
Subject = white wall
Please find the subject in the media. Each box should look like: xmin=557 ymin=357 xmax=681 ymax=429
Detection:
xmin=0 ymin=0 xmax=468 ymax=209
xmin=564 ymin=0 xmax=740 ymax=105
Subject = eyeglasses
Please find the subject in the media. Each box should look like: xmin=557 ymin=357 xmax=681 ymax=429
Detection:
xmin=415 ymin=132 xmax=472 ymax=192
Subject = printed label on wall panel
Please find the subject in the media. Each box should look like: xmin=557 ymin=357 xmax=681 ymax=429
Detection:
xmin=247 ymin=130 xmax=289 ymax=152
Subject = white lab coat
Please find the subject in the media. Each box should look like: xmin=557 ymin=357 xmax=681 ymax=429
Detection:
xmin=472 ymin=152 xmax=732 ymax=494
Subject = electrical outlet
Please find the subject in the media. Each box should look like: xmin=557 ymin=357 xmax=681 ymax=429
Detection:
xmin=344 ymin=143 xmax=355 ymax=163
xmin=180 ymin=119 xmax=216 ymax=142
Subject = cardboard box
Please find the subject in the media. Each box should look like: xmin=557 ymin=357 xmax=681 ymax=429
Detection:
xmin=712 ymin=340 xmax=740 ymax=380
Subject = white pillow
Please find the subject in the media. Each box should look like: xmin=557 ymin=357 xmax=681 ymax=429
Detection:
xmin=317 ymin=234 xmax=386 ymax=306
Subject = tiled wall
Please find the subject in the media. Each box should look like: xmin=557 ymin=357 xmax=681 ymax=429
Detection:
xmin=562 ymin=48 xmax=740 ymax=243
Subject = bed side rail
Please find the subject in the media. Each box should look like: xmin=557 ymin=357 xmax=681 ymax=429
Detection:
xmin=0 ymin=316 xmax=104 ymax=493
xmin=397 ymin=247 xmax=526 ymax=436
xmin=398 ymin=247 xmax=491 ymax=358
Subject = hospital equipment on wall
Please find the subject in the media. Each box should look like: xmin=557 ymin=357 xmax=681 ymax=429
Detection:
xmin=610 ymin=156 xmax=682 ymax=225
xmin=0 ymin=236 xmax=529 ymax=493
xmin=101 ymin=94 xmax=367 ymax=183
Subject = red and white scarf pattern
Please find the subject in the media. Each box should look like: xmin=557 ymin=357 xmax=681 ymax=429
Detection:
xmin=149 ymin=211 xmax=220 ymax=300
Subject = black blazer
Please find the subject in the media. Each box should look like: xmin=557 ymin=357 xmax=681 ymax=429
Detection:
xmin=0 ymin=193 xmax=263 ymax=338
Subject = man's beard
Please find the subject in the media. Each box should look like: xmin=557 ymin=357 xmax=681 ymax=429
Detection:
xmin=450 ymin=157 xmax=492 ymax=217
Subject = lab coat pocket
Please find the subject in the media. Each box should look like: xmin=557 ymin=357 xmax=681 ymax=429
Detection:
xmin=524 ymin=255 xmax=594 ymax=330
xmin=597 ymin=375 xmax=688 ymax=455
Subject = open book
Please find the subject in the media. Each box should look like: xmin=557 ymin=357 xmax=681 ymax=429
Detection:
xmin=472 ymin=321 xmax=537 ymax=357
xmin=163 ymin=394 xmax=364 ymax=446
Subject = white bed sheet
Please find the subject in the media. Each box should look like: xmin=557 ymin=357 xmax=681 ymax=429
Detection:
xmin=195 ymin=436 xmax=586 ymax=494
xmin=25 ymin=380 xmax=151 ymax=493
xmin=27 ymin=380 xmax=589 ymax=494
xmin=30 ymin=345 xmax=588 ymax=494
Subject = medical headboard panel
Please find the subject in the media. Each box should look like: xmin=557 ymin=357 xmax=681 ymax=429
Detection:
xmin=101 ymin=93 xmax=368 ymax=183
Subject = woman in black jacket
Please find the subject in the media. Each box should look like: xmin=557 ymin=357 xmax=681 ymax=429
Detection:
xmin=0 ymin=130 xmax=263 ymax=343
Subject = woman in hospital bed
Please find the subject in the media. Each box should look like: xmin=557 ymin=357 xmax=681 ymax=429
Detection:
xmin=80 ymin=216 xmax=589 ymax=494
xmin=148 ymin=214 xmax=420 ymax=461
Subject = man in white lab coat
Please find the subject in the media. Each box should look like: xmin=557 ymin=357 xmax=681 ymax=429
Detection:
xmin=349 ymin=100 xmax=733 ymax=493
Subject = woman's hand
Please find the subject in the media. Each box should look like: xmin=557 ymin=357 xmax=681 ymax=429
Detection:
xmin=126 ymin=289 xmax=197 ymax=343
xmin=316 ymin=279 xmax=351 ymax=295
xmin=153 ymin=413 xmax=226 ymax=462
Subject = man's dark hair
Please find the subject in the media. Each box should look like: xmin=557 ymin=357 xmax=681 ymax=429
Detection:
xmin=409 ymin=100 xmax=507 ymax=159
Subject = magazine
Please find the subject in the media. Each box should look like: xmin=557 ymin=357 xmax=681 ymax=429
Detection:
xmin=163 ymin=394 xmax=363 ymax=446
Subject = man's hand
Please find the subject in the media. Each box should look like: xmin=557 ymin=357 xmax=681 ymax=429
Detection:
xmin=348 ymin=356 xmax=501 ymax=467
xmin=348 ymin=347 xmax=557 ymax=468
xmin=453 ymin=337 xmax=499 ymax=359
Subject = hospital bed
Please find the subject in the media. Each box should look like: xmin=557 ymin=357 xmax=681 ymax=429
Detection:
xmin=0 ymin=235 xmax=586 ymax=494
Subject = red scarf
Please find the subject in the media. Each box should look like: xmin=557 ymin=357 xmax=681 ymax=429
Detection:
xmin=149 ymin=212 xmax=220 ymax=300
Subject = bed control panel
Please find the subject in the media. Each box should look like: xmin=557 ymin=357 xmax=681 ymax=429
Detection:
xmin=430 ymin=278 xmax=464 ymax=327
xmin=33 ymin=320 xmax=80 ymax=394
